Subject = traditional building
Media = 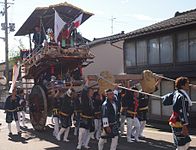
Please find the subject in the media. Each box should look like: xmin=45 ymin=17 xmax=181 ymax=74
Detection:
xmin=109 ymin=9 xmax=196 ymax=126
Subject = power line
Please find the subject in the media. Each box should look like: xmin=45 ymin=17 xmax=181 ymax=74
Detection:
xmin=111 ymin=16 xmax=116 ymax=34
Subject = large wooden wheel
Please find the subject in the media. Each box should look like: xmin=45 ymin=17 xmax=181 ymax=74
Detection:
xmin=29 ymin=85 xmax=47 ymax=131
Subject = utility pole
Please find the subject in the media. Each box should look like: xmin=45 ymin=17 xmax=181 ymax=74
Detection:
xmin=5 ymin=0 xmax=9 ymax=89
xmin=111 ymin=16 xmax=116 ymax=35
xmin=0 ymin=0 xmax=15 ymax=89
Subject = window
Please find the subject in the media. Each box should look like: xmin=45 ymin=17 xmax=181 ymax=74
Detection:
xmin=148 ymin=38 xmax=159 ymax=64
xmin=161 ymin=81 xmax=174 ymax=116
xmin=176 ymin=32 xmax=188 ymax=62
xmin=191 ymin=80 xmax=196 ymax=112
xmin=136 ymin=40 xmax=147 ymax=65
xmin=160 ymin=36 xmax=173 ymax=64
xmin=124 ymin=42 xmax=136 ymax=67
xmin=189 ymin=30 xmax=196 ymax=61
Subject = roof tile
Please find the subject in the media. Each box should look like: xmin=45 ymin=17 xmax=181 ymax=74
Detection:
xmin=110 ymin=9 xmax=196 ymax=42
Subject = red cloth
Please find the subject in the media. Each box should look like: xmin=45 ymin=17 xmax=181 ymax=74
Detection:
xmin=133 ymin=95 xmax=139 ymax=112
xmin=169 ymin=112 xmax=179 ymax=124
xmin=61 ymin=29 xmax=70 ymax=39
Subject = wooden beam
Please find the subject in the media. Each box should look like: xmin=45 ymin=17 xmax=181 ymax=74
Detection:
xmin=114 ymin=74 xmax=142 ymax=80
xmin=87 ymin=74 xmax=142 ymax=81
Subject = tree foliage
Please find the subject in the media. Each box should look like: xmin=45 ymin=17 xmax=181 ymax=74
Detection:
xmin=9 ymin=39 xmax=26 ymax=66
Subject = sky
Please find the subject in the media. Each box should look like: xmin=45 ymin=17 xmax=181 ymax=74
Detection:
xmin=0 ymin=0 xmax=196 ymax=62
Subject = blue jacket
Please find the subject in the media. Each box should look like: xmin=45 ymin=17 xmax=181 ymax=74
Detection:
xmin=101 ymin=98 xmax=119 ymax=127
xmin=172 ymin=90 xmax=190 ymax=125
xmin=4 ymin=95 xmax=20 ymax=112
xmin=80 ymin=86 xmax=94 ymax=118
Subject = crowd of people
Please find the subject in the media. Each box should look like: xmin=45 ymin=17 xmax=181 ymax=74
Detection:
xmin=3 ymin=76 xmax=192 ymax=150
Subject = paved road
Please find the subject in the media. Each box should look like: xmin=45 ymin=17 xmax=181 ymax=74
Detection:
xmin=0 ymin=110 xmax=196 ymax=150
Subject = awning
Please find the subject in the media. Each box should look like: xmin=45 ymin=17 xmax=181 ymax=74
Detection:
xmin=15 ymin=2 xmax=93 ymax=36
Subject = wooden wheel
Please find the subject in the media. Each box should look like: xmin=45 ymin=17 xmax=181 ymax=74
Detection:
xmin=29 ymin=85 xmax=47 ymax=131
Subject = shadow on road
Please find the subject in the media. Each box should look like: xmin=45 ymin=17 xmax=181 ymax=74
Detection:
xmin=8 ymin=134 xmax=29 ymax=144
xmin=13 ymin=124 xmax=195 ymax=150
xmin=20 ymin=125 xmax=79 ymax=149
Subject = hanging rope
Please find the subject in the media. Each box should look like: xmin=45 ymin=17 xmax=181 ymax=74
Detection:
xmin=97 ymin=75 xmax=162 ymax=99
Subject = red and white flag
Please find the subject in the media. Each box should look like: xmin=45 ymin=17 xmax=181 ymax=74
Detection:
xmin=73 ymin=13 xmax=83 ymax=28
xmin=54 ymin=10 xmax=66 ymax=43
xmin=66 ymin=13 xmax=83 ymax=37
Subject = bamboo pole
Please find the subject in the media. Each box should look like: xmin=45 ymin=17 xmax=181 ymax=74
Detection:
xmin=153 ymin=73 xmax=196 ymax=88
xmin=97 ymin=74 xmax=196 ymax=104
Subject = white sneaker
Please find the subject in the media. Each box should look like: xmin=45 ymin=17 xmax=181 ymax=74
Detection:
xmin=139 ymin=135 xmax=145 ymax=138
xmin=63 ymin=139 xmax=70 ymax=142
xmin=56 ymin=135 xmax=61 ymax=141
xmin=135 ymin=138 xmax=140 ymax=142
xmin=76 ymin=145 xmax=81 ymax=150
xmin=127 ymin=137 xmax=133 ymax=143
xmin=84 ymin=145 xmax=90 ymax=149
xmin=91 ymin=135 xmax=95 ymax=139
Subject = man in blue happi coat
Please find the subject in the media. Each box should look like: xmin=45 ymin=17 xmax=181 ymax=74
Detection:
xmin=98 ymin=89 xmax=120 ymax=150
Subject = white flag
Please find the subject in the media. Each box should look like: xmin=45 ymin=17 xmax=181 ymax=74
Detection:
xmin=9 ymin=63 xmax=20 ymax=93
xmin=54 ymin=10 xmax=66 ymax=43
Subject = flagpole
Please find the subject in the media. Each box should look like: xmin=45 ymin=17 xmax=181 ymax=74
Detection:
xmin=40 ymin=16 xmax=47 ymax=39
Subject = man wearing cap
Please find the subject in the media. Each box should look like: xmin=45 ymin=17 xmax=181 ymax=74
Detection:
xmin=98 ymin=89 xmax=120 ymax=150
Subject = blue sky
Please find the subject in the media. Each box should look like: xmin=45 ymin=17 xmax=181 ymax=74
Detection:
xmin=0 ymin=0 xmax=196 ymax=62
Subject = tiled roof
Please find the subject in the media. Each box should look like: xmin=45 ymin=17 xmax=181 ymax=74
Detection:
xmin=87 ymin=31 xmax=125 ymax=47
xmin=110 ymin=9 xmax=196 ymax=43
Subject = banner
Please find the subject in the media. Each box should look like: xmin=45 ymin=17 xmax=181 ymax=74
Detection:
xmin=9 ymin=63 xmax=20 ymax=93
xmin=54 ymin=10 xmax=66 ymax=43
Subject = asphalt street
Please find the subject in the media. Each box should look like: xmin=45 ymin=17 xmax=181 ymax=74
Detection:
xmin=0 ymin=109 xmax=196 ymax=150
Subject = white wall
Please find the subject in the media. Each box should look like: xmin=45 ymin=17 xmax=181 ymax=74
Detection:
xmin=83 ymin=41 xmax=124 ymax=75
